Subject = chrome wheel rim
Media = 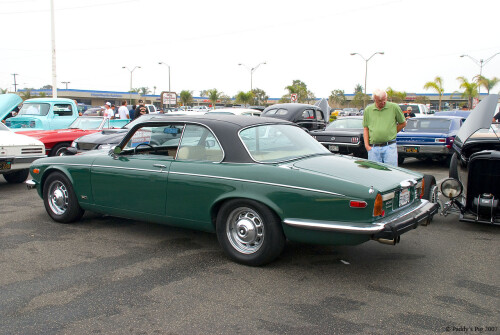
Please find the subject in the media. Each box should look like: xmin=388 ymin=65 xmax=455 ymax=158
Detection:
xmin=48 ymin=181 xmax=69 ymax=215
xmin=226 ymin=207 xmax=264 ymax=254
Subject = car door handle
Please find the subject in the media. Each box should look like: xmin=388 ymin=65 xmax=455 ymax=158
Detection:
xmin=153 ymin=164 xmax=167 ymax=169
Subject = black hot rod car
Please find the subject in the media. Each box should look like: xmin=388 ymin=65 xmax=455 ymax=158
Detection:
xmin=440 ymin=94 xmax=500 ymax=224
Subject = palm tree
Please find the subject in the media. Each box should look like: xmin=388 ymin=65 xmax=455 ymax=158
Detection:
xmin=386 ymin=87 xmax=396 ymax=102
xmin=0 ymin=88 xmax=8 ymax=94
xmin=20 ymin=90 xmax=32 ymax=100
xmin=329 ymin=89 xmax=346 ymax=108
xmin=251 ymin=88 xmax=268 ymax=106
xmin=139 ymin=87 xmax=151 ymax=96
xmin=475 ymin=75 xmax=500 ymax=94
xmin=423 ymin=76 xmax=445 ymax=111
xmin=207 ymin=89 xmax=223 ymax=108
xmin=179 ymin=90 xmax=193 ymax=107
xmin=456 ymin=76 xmax=478 ymax=109
xmin=235 ymin=91 xmax=253 ymax=107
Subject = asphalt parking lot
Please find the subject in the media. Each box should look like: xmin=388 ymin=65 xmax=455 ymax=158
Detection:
xmin=1 ymin=158 xmax=498 ymax=335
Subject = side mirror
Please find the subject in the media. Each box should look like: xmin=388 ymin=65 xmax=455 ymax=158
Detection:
xmin=113 ymin=146 xmax=122 ymax=155
xmin=64 ymin=147 xmax=78 ymax=155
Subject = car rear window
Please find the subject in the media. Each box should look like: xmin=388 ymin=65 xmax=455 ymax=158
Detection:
xmin=326 ymin=118 xmax=363 ymax=129
xmin=262 ymin=108 xmax=289 ymax=116
xmin=405 ymin=119 xmax=451 ymax=132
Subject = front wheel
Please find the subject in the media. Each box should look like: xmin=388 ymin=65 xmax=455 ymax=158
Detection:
xmin=43 ymin=172 xmax=84 ymax=223
xmin=216 ymin=199 xmax=285 ymax=266
xmin=3 ymin=169 xmax=29 ymax=183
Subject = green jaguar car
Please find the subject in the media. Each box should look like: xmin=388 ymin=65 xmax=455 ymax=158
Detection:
xmin=27 ymin=115 xmax=438 ymax=265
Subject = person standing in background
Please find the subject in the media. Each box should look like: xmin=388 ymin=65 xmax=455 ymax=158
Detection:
xmin=117 ymin=100 xmax=130 ymax=119
xmin=363 ymin=89 xmax=406 ymax=166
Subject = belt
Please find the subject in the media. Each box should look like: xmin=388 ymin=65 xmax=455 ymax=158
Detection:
xmin=372 ymin=140 xmax=396 ymax=147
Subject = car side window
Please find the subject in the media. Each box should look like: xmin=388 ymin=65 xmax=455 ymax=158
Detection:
xmin=315 ymin=110 xmax=324 ymax=121
xmin=53 ymin=104 xmax=73 ymax=116
xmin=301 ymin=110 xmax=315 ymax=120
xmin=177 ymin=124 xmax=223 ymax=162
xmin=124 ymin=124 xmax=183 ymax=157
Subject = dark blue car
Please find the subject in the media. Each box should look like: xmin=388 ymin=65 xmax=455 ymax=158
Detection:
xmin=397 ymin=116 xmax=466 ymax=165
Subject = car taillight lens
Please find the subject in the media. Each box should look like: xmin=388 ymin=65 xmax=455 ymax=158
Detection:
xmin=350 ymin=200 xmax=367 ymax=208
xmin=435 ymin=138 xmax=445 ymax=143
xmin=373 ymin=193 xmax=385 ymax=217
xmin=445 ymin=136 xmax=454 ymax=149
xmin=420 ymin=177 xmax=425 ymax=198
xmin=351 ymin=137 xmax=359 ymax=144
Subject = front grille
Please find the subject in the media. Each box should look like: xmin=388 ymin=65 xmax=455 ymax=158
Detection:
xmin=21 ymin=147 xmax=44 ymax=154
xmin=77 ymin=142 xmax=97 ymax=151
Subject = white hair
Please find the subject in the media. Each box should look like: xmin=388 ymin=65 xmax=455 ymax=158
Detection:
xmin=372 ymin=89 xmax=387 ymax=100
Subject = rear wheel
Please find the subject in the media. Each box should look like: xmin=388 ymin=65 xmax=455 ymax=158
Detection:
xmin=50 ymin=143 xmax=71 ymax=156
xmin=216 ymin=199 xmax=285 ymax=266
xmin=43 ymin=172 xmax=84 ymax=223
xmin=3 ymin=169 xmax=29 ymax=184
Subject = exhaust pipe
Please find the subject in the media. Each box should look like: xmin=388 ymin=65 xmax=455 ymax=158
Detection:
xmin=373 ymin=236 xmax=400 ymax=245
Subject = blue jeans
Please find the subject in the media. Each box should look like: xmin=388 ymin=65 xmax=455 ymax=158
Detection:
xmin=368 ymin=143 xmax=398 ymax=167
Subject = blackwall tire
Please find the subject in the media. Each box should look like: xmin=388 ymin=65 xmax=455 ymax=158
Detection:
xmin=43 ymin=172 xmax=84 ymax=223
xmin=3 ymin=169 xmax=29 ymax=184
xmin=422 ymin=174 xmax=437 ymax=203
xmin=216 ymin=199 xmax=285 ymax=266
xmin=449 ymin=153 xmax=459 ymax=179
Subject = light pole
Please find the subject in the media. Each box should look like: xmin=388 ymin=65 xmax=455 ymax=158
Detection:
xmin=460 ymin=53 xmax=500 ymax=94
xmin=122 ymin=66 xmax=141 ymax=104
xmin=350 ymin=52 xmax=384 ymax=96
xmin=158 ymin=62 xmax=171 ymax=109
xmin=238 ymin=62 xmax=266 ymax=92
xmin=61 ymin=81 xmax=70 ymax=89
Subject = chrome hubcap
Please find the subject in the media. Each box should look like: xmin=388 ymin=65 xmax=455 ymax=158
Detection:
xmin=226 ymin=207 xmax=264 ymax=254
xmin=48 ymin=181 xmax=69 ymax=215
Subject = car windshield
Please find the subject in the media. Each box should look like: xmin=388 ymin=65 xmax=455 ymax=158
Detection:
xmin=240 ymin=124 xmax=330 ymax=163
xmin=326 ymin=118 xmax=363 ymax=129
xmin=18 ymin=103 xmax=50 ymax=116
xmin=404 ymin=118 xmax=451 ymax=132
xmin=69 ymin=117 xmax=104 ymax=130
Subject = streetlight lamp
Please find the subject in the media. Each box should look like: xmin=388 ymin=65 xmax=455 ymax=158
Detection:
xmin=238 ymin=62 xmax=266 ymax=92
xmin=460 ymin=53 xmax=500 ymax=94
xmin=350 ymin=52 xmax=384 ymax=96
xmin=158 ymin=62 xmax=171 ymax=110
xmin=61 ymin=81 xmax=70 ymax=89
xmin=122 ymin=66 xmax=141 ymax=104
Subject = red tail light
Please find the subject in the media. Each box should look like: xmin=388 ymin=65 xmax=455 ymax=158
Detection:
xmin=350 ymin=200 xmax=367 ymax=208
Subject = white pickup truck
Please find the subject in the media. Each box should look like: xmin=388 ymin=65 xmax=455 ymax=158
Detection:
xmin=399 ymin=103 xmax=432 ymax=115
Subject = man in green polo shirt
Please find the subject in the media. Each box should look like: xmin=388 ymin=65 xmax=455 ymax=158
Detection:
xmin=363 ymin=89 xmax=406 ymax=166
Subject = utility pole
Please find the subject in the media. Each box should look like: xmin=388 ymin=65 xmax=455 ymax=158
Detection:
xmin=12 ymin=73 xmax=19 ymax=92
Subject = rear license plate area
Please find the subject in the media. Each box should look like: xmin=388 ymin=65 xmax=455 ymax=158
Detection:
xmin=404 ymin=146 xmax=419 ymax=153
xmin=399 ymin=188 xmax=410 ymax=207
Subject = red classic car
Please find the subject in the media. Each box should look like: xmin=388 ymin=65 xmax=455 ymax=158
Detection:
xmin=21 ymin=116 xmax=130 ymax=156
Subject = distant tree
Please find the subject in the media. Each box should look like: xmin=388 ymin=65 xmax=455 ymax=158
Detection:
xmin=199 ymin=90 xmax=208 ymax=97
xmin=423 ymin=76 xmax=445 ymax=111
xmin=415 ymin=96 xmax=430 ymax=104
xmin=220 ymin=94 xmax=232 ymax=106
xmin=41 ymin=85 xmax=52 ymax=90
xmin=139 ymin=87 xmax=151 ymax=96
xmin=351 ymin=92 xmax=369 ymax=108
xmin=475 ymin=75 xmax=500 ymax=94
xmin=179 ymin=90 xmax=193 ymax=106
xmin=251 ymin=88 xmax=268 ymax=106
xmin=394 ymin=91 xmax=407 ymax=103
xmin=456 ymin=76 xmax=478 ymax=109
xmin=1 ymin=88 xmax=8 ymax=94
xmin=386 ymin=87 xmax=396 ymax=101
xmin=329 ymin=89 xmax=346 ymax=108
xmin=235 ymin=91 xmax=254 ymax=107
xmin=354 ymin=84 xmax=363 ymax=94
xmin=130 ymin=88 xmax=141 ymax=93
xmin=38 ymin=92 xmax=48 ymax=97
xmin=284 ymin=80 xmax=311 ymax=103
xmin=20 ymin=90 xmax=32 ymax=100
xmin=305 ymin=90 xmax=316 ymax=105
xmin=207 ymin=88 xmax=223 ymax=107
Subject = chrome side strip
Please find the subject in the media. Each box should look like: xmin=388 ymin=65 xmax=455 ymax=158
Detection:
xmin=284 ymin=218 xmax=384 ymax=234
xmin=169 ymin=171 xmax=345 ymax=197
xmin=43 ymin=163 xmax=345 ymax=197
